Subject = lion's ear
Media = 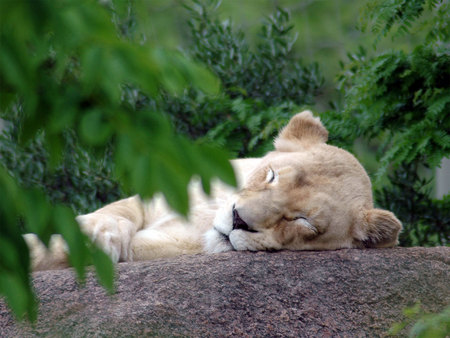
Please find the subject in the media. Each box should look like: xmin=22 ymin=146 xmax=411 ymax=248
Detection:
xmin=354 ymin=209 xmax=402 ymax=248
xmin=274 ymin=110 xmax=328 ymax=152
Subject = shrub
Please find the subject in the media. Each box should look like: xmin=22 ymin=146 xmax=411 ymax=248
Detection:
xmin=138 ymin=2 xmax=323 ymax=157
xmin=0 ymin=117 xmax=122 ymax=215
xmin=325 ymin=0 xmax=449 ymax=246
xmin=186 ymin=3 xmax=322 ymax=107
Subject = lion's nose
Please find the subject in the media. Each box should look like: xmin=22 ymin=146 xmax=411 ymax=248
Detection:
xmin=232 ymin=206 xmax=256 ymax=232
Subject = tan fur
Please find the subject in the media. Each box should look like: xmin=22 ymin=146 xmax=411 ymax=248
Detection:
xmin=26 ymin=111 xmax=402 ymax=270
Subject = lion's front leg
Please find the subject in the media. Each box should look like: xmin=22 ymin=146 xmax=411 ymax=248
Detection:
xmin=76 ymin=195 xmax=146 ymax=263
xmin=203 ymin=200 xmax=235 ymax=253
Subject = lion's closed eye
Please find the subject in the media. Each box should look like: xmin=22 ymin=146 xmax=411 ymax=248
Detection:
xmin=266 ymin=168 xmax=278 ymax=184
xmin=285 ymin=216 xmax=318 ymax=235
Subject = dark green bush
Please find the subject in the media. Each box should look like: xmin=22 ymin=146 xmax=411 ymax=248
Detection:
xmin=186 ymin=3 xmax=322 ymax=107
xmin=141 ymin=3 xmax=323 ymax=157
xmin=334 ymin=45 xmax=449 ymax=179
xmin=376 ymin=164 xmax=449 ymax=246
xmin=0 ymin=116 xmax=122 ymax=215
xmin=325 ymin=0 xmax=449 ymax=246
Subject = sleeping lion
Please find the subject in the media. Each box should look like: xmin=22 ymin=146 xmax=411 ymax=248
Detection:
xmin=26 ymin=111 xmax=402 ymax=270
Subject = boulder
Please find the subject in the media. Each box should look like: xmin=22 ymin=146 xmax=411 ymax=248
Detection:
xmin=1 ymin=247 xmax=449 ymax=337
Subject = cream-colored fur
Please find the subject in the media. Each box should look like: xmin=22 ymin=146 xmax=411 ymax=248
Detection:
xmin=26 ymin=111 xmax=402 ymax=271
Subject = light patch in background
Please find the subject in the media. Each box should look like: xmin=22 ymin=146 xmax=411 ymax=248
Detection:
xmin=436 ymin=157 xmax=450 ymax=199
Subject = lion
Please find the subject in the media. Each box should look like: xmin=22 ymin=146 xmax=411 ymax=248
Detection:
xmin=25 ymin=111 xmax=402 ymax=270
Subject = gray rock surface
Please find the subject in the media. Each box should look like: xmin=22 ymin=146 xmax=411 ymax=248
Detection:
xmin=1 ymin=247 xmax=449 ymax=337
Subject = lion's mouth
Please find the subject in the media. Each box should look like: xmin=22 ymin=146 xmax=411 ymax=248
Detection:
xmin=232 ymin=207 xmax=258 ymax=233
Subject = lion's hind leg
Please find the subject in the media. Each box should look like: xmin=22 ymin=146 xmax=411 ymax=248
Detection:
xmin=24 ymin=234 xmax=69 ymax=271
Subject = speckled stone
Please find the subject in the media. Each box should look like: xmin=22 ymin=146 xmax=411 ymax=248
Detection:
xmin=1 ymin=247 xmax=449 ymax=337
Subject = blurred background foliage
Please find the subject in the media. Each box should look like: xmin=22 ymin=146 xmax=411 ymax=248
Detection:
xmin=0 ymin=0 xmax=235 ymax=320
xmin=389 ymin=302 xmax=450 ymax=337
xmin=0 ymin=0 xmax=448 ymax=321
xmin=324 ymin=0 xmax=449 ymax=247
xmin=130 ymin=3 xmax=323 ymax=157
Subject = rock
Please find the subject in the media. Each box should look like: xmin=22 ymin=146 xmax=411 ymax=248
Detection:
xmin=1 ymin=247 xmax=449 ymax=337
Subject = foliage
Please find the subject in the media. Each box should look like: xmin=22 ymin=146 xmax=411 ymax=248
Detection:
xmin=335 ymin=45 xmax=450 ymax=179
xmin=376 ymin=164 xmax=449 ymax=246
xmin=0 ymin=166 xmax=114 ymax=321
xmin=0 ymin=0 xmax=236 ymax=320
xmin=325 ymin=0 xmax=450 ymax=246
xmin=145 ymin=2 xmax=323 ymax=157
xmin=159 ymin=94 xmax=297 ymax=157
xmin=201 ymin=99 xmax=297 ymax=157
xmin=117 ymin=2 xmax=323 ymax=156
xmin=186 ymin=2 xmax=322 ymax=107
xmin=117 ymin=2 xmax=323 ymax=157
xmin=360 ymin=0 xmax=449 ymax=46
xmin=389 ymin=303 xmax=450 ymax=337
xmin=0 ymin=117 xmax=122 ymax=215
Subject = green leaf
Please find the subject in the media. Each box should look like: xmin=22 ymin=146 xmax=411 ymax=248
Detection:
xmin=0 ymin=92 xmax=16 ymax=111
xmin=53 ymin=205 xmax=88 ymax=280
xmin=0 ymin=272 xmax=36 ymax=321
xmin=0 ymin=237 xmax=22 ymax=270
xmin=388 ymin=321 xmax=407 ymax=336
xmin=91 ymin=245 xmax=115 ymax=293
xmin=403 ymin=302 xmax=422 ymax=318
xmin=79 ymin=110 xmax=113 ymax=146
xmin=197 ymin=143 xmax=237 ymax=188
xmin=22 ymin=189 xmax=52 ymax=246
xmin=155 ymin=156 xmax=191 ymax=216
xmin=131 ymin=155 xmax=157 ymax=198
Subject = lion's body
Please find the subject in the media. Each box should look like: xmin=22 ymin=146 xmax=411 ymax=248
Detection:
xmin=26 ymin=111 xmax=402 ymax=271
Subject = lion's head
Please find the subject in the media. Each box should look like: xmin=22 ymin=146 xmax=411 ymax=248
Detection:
xmin=205 ymin=111 xmax=402 ymax=253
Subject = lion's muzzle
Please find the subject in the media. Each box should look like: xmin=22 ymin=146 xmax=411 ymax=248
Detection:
xmin=232 ymin=206 xmax=257 ymax=233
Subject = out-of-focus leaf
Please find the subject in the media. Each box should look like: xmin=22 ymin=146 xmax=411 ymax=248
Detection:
xmin=22 ymin=189 xmax=52 ymax=246
xmin=90 ymin=245 xmax=115 ymax=293
xmin=0 ymin=272 xmax=36 ymax=321
xmin=53 ymin=205 xmax=89 ymax=280
xmin=79 ymin=110 xmax=113 ymax=146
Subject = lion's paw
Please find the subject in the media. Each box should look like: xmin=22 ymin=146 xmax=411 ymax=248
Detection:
xmin=229 ymin=229 xmax=281 ymax=252
xmin=76 ymin=214 xmax=135 ymax=262
xmin=212 ymin=202 xmax=234 ymax=236
xmin=228 ymin=230 xmax=257 ymax=251
xmin=203 ymin=228 xmax=234 ymax=253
